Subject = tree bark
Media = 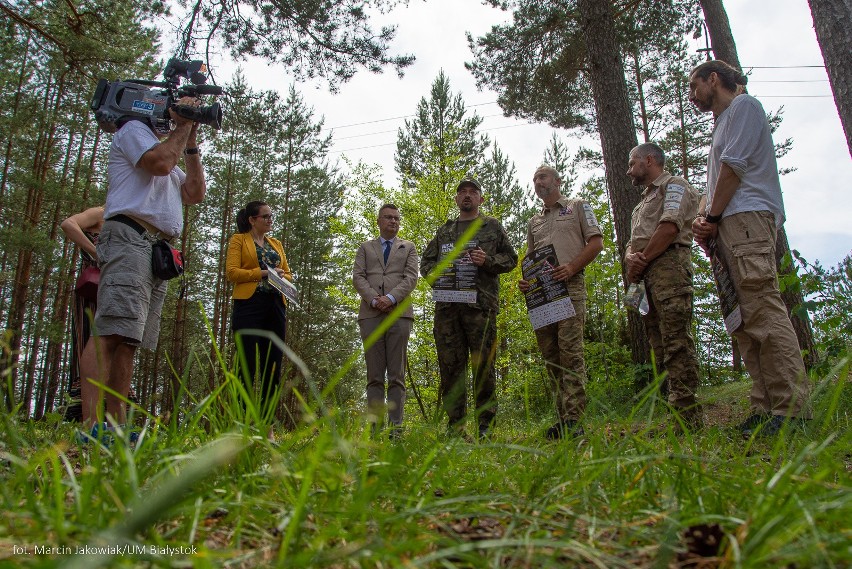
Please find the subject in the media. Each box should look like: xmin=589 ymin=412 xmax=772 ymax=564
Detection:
xmin=808 ymin=0 xmax=852 ymax=158
xmin=698 ymin=0 xmax=741 ymax=68
xmin=576 ymin=0 xmax=649 ymax=367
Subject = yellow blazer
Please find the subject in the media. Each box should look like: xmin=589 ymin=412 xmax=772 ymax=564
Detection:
xmin=226 ymin=232 xmax=293 ymax=302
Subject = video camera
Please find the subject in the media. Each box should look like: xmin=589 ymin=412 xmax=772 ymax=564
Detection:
xmin=90 ymin=58 xmax=223 ymax=135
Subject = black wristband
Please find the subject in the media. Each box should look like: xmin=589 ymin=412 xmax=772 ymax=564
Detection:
xmin=705 ymin=213 xmax=722 ymax=224
xmin=184 ymin=147 xmax=199 ymax=155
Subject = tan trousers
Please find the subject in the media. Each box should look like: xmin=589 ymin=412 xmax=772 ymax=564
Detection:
xmin=358 ymin=315 xmax=412 ymax=426
xmin=716 ymin=211 xmax=810 ymax=418
xmin=534 ymin=299 xmax=587 ymax=422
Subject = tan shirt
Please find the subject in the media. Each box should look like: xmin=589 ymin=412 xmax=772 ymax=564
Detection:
xmin=627 ymin=171 xmax=699 ymax=255
xmin=527 ymin=197 xmax=602 ymax=299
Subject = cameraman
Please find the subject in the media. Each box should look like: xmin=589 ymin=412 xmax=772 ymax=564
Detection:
xmin=78 ymin=96 xmax=206 ymax=439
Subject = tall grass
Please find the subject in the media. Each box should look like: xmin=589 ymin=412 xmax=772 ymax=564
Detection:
xmin=0 ymin=348 xmax=849 ymax=567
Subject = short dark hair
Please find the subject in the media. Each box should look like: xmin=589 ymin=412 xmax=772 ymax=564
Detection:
xmin=378 ymin=203 xmax=399 ymax=216
xmin=632 ymin=142 xmax=665 ymax=168
xmin=236 ymin=200 xmax=268 ymax=233
xmin=691 ymin=60 xmax=748 ymax=92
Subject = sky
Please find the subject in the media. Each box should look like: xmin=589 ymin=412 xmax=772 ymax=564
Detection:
xmin=221 ymin=0 xmax=851 ymax=268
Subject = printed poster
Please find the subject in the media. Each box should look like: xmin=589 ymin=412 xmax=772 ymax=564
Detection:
xmin=708 ymin=238 xmax=742 ymax=334
xmin=432 ymin=241 xmax=478 ymax=303
xmin=267 ymin=270 xmax=300 ymax=308
xmin=521 ymin=244 xmax=576 ymax=330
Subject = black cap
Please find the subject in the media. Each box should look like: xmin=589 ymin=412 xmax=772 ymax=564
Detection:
xmin=456 ymin=178 xmax=482 ymax=193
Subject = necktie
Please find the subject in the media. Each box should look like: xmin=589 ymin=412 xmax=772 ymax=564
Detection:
xmin=383 ymin=240 xmax=391 ymax=264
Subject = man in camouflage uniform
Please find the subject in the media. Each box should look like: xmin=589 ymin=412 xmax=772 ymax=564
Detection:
xmin=519 ymin=166 xmax=603 ymax=439
xmin=625 ymin=142 xmax=702 ymax=424
xmin=421 ymin=178 xmax=518 ymax=439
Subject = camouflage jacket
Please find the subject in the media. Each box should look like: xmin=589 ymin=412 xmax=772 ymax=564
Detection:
xmin=420 ymin=215 xmax=518 ymax=312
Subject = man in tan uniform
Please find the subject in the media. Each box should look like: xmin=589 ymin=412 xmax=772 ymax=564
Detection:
xmin=519 ymin=166 xmax=603 ymax=439
xmin=689 ymin=60 xmax=810 ymax=437
xmin=625 ymin=143 xmax=702 ymax=425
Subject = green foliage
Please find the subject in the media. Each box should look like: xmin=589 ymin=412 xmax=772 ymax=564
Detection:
xmin=395 ymin=70 xmax=490 ymax=190
xmin=788 ymin=251 xmax=852 ymax=367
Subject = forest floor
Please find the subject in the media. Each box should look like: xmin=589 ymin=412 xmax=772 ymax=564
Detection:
xmin=1 ymin=367 xmax=850 ymax=568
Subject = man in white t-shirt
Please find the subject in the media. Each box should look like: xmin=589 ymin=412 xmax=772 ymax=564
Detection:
xmin=689 ymin=60 xmax=810 ymax=437
xmin=78 ymin=97 xmax=206 ymax=436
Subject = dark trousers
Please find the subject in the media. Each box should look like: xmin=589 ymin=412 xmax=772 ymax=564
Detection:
xmin=433 ymin=304 xmax=497 ymax=429
xmin=232 ymin=290 xmax=287 ymax=417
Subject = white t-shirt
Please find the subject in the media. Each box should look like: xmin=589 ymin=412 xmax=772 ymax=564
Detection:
xmin=706 ymin=94 xmax=786 ymax=228
xmin=104 ymin=120 xmax=186 ymax=237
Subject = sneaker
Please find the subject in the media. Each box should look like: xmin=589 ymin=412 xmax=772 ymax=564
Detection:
xmin=388 ymin=425 xmax=403 ymax=441
xmin=736 ymin=413 xmax=771 ymax=436
xmin=743 ymin=414 xmax=805 ymax=438
xmin=545 ymin=420 xmax=584 ymax=440
xmin=76 ymin=423 xmax=113 ymax=446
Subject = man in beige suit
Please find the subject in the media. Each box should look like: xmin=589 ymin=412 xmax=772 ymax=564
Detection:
xmin=353 ymin=204 xmax=419 ymax=435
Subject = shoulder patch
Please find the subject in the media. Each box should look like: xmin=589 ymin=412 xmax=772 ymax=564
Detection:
xmin=582 ymin=203 xmax=599 ymax=228
xmin=664 ymin=184 xmax=685 ymax=211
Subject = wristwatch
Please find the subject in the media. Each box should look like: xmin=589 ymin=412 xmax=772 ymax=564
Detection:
xmin=184 ymin=147 xmax=200 ymax=155
xmin=705 ymin=212 xmax=722 ymax=224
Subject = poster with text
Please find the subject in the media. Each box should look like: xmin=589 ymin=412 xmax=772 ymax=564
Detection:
xmin=708 ymin=238 xmax=742 ymax=334
xmin=432 ymin=241 xmax=478 ymax=303
xmin=521 ymin=244 xmax=575 ymax=330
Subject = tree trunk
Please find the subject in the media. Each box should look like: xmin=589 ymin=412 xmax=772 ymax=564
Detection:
xmin=576 ymin=0 xmax=649 ymax=367
xmin=698 ymin=0 xmax=741 ymax=69
xmin=808 ymin=0 xmax=852 ymax=158
xmin=700 ymin=0 xmax=819 ymax=370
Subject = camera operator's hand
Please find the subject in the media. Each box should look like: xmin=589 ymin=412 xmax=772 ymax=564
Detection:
xmin=170 ymin=96 xmax=200 ymax=127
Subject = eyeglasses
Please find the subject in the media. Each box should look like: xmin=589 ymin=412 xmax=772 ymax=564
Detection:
xmin=252 ymin=214 xmax=273 ymax=221
xmin=380 ymin=215 xmax=401 ymax=222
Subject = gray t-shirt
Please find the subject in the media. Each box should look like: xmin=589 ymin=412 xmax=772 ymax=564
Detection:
xmin=706 ymin=94 xmax=786 ymax=228
xmin=104 ymin=120 xmax=186 ymax=237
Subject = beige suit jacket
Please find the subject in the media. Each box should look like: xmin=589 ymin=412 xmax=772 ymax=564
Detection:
xmin=353 ymin=237 xmax=419 ymax=320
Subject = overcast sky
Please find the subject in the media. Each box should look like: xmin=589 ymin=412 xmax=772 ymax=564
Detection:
xmin=226 ymin=0 xmax=851 ymax=268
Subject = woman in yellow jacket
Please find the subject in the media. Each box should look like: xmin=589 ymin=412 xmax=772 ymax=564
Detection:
xmin=226 ymin=200 xmax=293 ymax=422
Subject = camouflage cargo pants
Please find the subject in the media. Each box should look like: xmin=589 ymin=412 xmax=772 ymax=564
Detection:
xmin=534 ymin=299 xmax=587 ymax=422
xmin=433 ymin=304 xmax=497 ymax=429
xmin=643 ymin=247 xmax=699 ymax=412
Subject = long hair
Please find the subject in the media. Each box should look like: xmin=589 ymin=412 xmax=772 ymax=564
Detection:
xmin=236 ymin=201 xmax=267 ymax=233
xmin=691 ymin=60 xmax=748 ymax=92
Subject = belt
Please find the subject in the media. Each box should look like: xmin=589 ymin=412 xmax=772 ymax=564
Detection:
xmin=667 ymin=243 xmax=691 ymax=251
xmin=108 ymin=214 xmax=174 ymax=242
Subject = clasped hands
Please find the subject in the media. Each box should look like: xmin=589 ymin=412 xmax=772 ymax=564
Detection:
xmin=691 ymin=217 xmax=718 ymax=256
xmin=625 ymin=252 xmax=648 ymax=284
xmin=372 ymin=295 xmax=395 ymax=313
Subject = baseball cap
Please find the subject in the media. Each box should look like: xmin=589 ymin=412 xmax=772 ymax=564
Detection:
xmin=456 ymin=178 xmax=482 ymax=193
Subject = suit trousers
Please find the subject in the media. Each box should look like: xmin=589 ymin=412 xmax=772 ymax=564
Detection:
xmin=358 ymin=315 xmax=412 ymax=426
xmin=716 ymin=210 xmax=810 ymax=418
xmin=232 ymin=290 xmax=287 ymax=418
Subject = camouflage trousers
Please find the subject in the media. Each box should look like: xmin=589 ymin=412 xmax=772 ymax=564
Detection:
xmin=534 ymin=298 xmax=587 ymax=422
xmin=643 ymin=247 xmax=699 ymax=411
xmin=716 ymin=211 xmax=810 ymax=418
xmin=433 ymin=304 xmax=497 ymax=429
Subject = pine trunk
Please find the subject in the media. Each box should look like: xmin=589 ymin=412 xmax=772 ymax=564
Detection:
xmin=576 ymin=0 xmax=649 ymax=367
xmin=808 ymin=0 xmax=852 ymax=158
